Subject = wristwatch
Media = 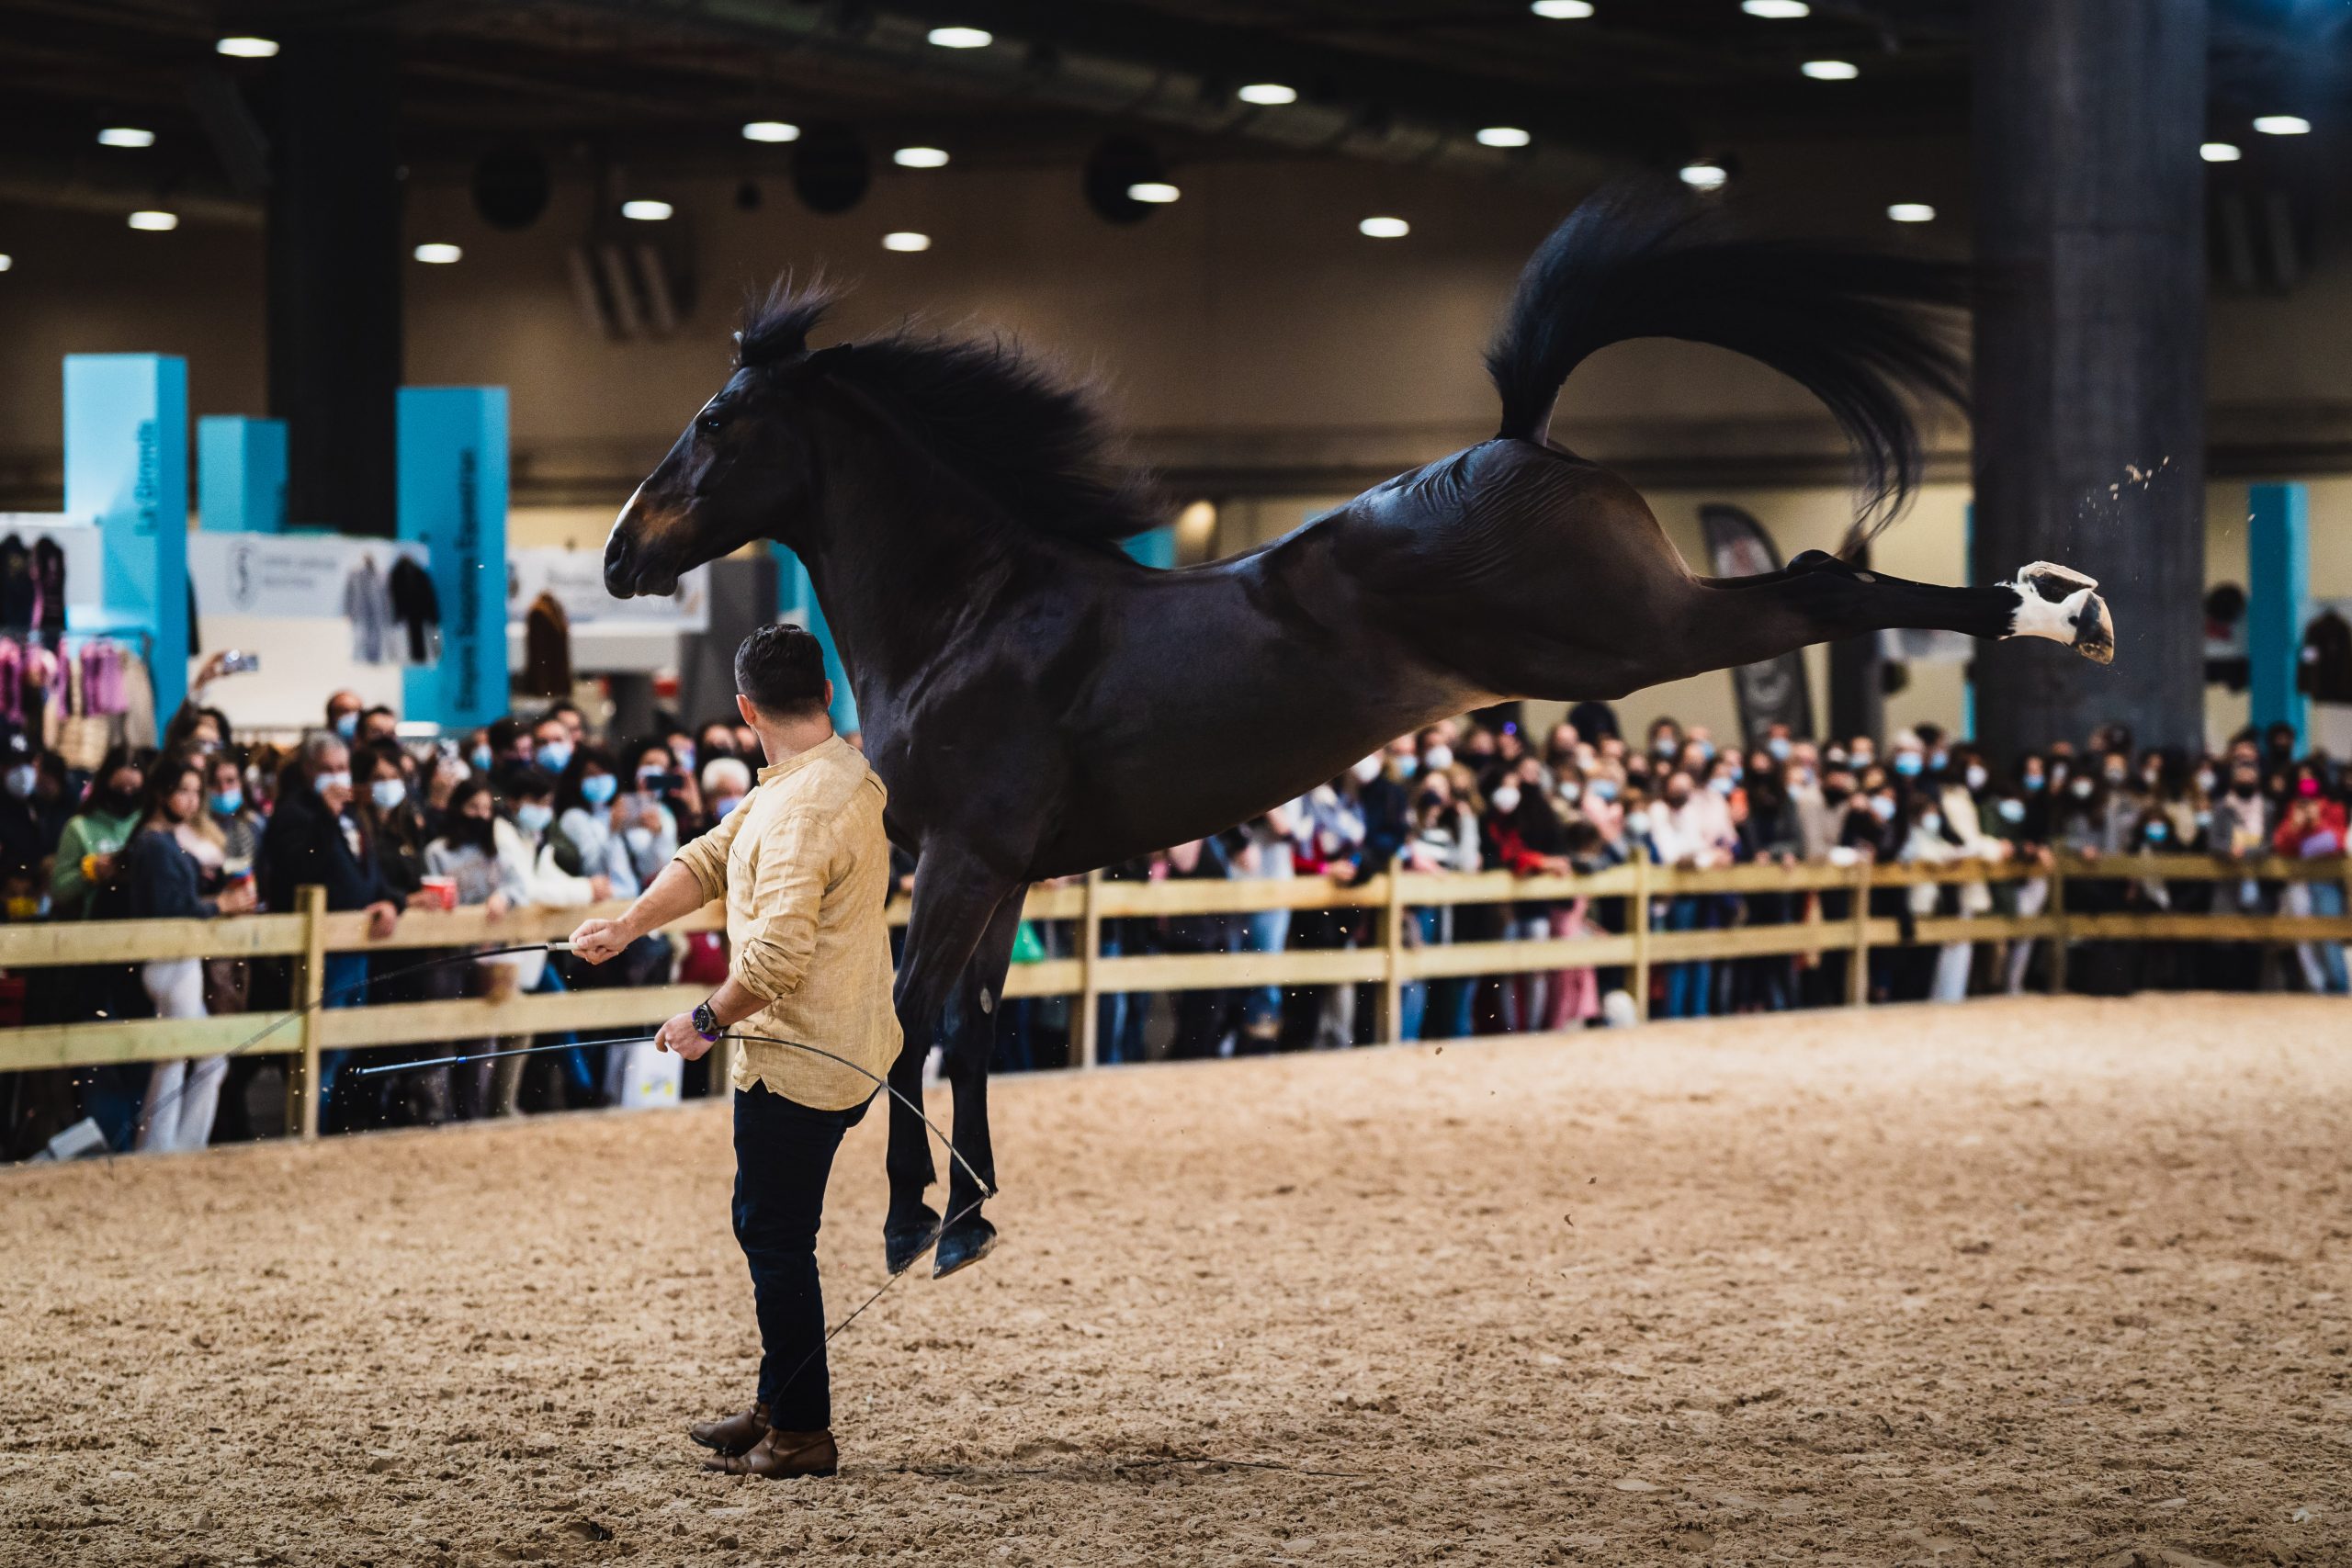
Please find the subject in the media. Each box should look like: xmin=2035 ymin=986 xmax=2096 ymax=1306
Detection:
xmin=691 ymin=1000 xmax=722 ymax=1043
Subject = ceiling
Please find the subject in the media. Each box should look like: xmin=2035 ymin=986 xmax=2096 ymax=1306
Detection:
xmin=0 ymin=0 xmax=2341 ymax=220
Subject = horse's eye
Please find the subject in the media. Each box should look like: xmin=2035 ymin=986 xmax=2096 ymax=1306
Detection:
xmin=697 ymin=412 xmax=723 ymax=435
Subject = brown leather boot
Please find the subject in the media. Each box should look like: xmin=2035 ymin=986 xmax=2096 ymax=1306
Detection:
xmin=686 ymin=1402 xmax=769 ymax=1458
xmin=702 ymin=1427 xmax=837 ymax=1478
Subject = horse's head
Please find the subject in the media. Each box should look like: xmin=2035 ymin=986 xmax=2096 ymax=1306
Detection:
xmin=605 ymin=290 xmax=840 ymax=599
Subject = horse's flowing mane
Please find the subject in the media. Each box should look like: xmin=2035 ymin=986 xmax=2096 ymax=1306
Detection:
xmin=737 ymin=283 xmax=1167 ymax=547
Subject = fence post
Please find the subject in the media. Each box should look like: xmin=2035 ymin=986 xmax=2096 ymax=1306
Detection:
xmin=1630 ymin=846 xmax=1652 ymax=1022
xmin=1847 ymin=858 xmax=1873 ymax=1007
xmin=2047 ymin=856 xmax=2070 ymax=995
xmin=1381 ymin=870 xmax=1408 ymax=1043
xmin=1077 ymin=869 xmax=1103 ymax=1069
xmin=286 ymin=885 xmax=328 ymax=1141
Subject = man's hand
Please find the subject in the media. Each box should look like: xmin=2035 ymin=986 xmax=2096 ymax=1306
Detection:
xmin=365 ymin=900 xmax=399 ymax=940
xmin=655 ymin=1010 xmax=713 ymax=1060
xmin=569 ymin=917 xmax=629 ymax=964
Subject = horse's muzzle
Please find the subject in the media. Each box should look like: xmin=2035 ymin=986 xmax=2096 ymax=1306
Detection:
xmin=603 ymin=523 xmax=678 ymax=599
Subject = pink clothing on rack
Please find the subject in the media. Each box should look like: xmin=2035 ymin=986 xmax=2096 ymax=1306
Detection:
xmin=0 ymin=638 xmax=18 ymax=727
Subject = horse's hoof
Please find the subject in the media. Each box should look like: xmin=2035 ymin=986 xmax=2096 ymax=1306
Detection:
xmin=2007 ymin=560 xmax=2114 ymax=664
xmin=932 ymin=1215 xmax=997 ymax=1280
xmin=883 ymin=1204 xmax=941 ymax=1277
xmin=2069 ymin=588 xmax=2115 ymax=665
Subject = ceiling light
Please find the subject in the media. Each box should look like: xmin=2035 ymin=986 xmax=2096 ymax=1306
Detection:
xmin=2200 ymin=141 xmax=2242 ymax=163
xmin=1742 ymin=0 xmax=1809 ymax=16
xmin=926 ymin=26 xmax=992 ymax=48
xmin=128 ymin=210 xmax=178 ymax=231
xmin=97 ymin=128 xmax=154 ymax=149
xmin=1887 ymin=202 xmax=1936 ymax=223
xmin=1359 ymin=215 xmax=1409 ymax=239
xmin=2253 ymin=115 xmax=2311 ymax=136
xmin=1126 ymin=181 xmax=1180 ymax=204
xmin=1476 ymin=126 xmax=1532 ymax=148
xmin=741 ymin=120 xmax=800 ymax=143
xmin=1238 ymin=83 xmax=1297 ymax=106
xmin=620 ymin=199 xmax=673 ymax=221
xmin=413 ymin=243 xmax=462 ymax=264
xmin=1530 ymin=0 xmax=1595 ymax=17
xmin=1802 ymin=60 xmax=1859 ymax=80
xmin=0 ymin=254 xmax=12 ymax=272
xmin=893 ymin=146 xmax=950 ymax=168
xmin=882 ymin=231 xmax=931 ymax=252
xmin=1679 ymin=160 xmax=1729 ymax=190
xmin=215 ymin=35 xmax=278 ymax=58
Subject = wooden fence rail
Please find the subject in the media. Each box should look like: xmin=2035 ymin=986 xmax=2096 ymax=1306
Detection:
xmin=1 ymin=852 xmax=2345 ymax=1137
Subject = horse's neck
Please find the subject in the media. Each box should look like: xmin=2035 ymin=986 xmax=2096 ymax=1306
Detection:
xmin=796 ymin=456 xmax=1027 ymax=697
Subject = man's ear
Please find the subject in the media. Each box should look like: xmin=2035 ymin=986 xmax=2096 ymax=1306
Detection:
xmin=822 ymin=679 xmax=833 ymax=715
xmin=735 ymin=693 xmax=758 ymax=727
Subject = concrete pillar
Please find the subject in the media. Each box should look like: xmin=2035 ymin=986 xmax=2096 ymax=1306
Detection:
xmin=267 ymin=28 xmax=401 ymax=536
xmin=1968 ymin=0 xmax=2208 ymax=760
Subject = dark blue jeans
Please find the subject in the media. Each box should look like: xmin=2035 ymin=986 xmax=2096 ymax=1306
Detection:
xmin=732 ymin=1082 xmax=870 ymax=1431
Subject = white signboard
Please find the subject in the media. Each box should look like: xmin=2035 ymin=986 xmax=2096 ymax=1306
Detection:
xmin=189 ymin=532 xmax=426 ymax=620
xmin=506 ymin=547 xmax=707 ymax=631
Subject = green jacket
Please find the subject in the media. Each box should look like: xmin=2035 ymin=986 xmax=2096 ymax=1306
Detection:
xmin=50 ymin=808 xmax=138 ymax=919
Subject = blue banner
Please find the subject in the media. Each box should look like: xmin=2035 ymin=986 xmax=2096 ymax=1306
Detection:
xmin=63 ymin=354 xmax=190 ymax=720
xmin=398 ymin=388 xmax=509 ymax=728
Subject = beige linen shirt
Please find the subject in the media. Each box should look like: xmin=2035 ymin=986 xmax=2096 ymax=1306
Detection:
xmin=672 ymin=733 xmax=901 ymax=1111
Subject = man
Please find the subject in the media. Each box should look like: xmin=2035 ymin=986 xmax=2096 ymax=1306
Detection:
xmin=258 ymin=732 xmax=409 ymax=1123
xmin=571 ymin=625 xmax=899 ymax=1481
xmin=325 ymin=690 xmax=365 ymax=742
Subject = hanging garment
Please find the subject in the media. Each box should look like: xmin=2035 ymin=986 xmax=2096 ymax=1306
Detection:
xmin=0 ymin=639 xmax=18 ymax=728
xmin=522 ymin=591 xmax=572 ymax=697
xmin=2300 ymin=610 xmax=2352 ymax=705
xmin=21 ymin=643 xmax=55 ymax=740
xmin=343 ymin=557 xmax=395 ymax=664
xmin=0 ymin=536 xmax=31 ymax=629
xmin=388 ymin=555 xmax=443 ymax=665
xmin=119 ymin=652 xmax=156 ymax=748
xmin=80 ymin=641 xmax=126 ymax=716
xmin=31 ymin=536 xmax=65 ymax=641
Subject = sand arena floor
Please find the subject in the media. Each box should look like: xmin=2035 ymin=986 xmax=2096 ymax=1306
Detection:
xmin=3 ymin=994 xmax=2349 ymax=1567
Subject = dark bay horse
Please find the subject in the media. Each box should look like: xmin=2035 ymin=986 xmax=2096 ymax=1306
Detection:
xmin=603 ymin=185 xmax=2113 ymax=1280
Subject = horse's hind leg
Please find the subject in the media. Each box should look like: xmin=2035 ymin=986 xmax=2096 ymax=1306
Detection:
xmin=1668 ymin=549 xmax=2114 ymax=676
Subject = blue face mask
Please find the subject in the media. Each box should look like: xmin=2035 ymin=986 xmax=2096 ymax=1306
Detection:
xmin=580 ymin=773 xmax=618 ymax=807
xmin=714 ymin=795 xmax=745 ymax=820
xmin=1394 ymin=756 xmax=1419 ymax=780
xmin=1766 ymin=737 xmax=1792 ymax=761
xmin=2023 ymin=773 xmax=2045 ymax=793
xmin=514 ymin=802 xmax=553 ymax=835
xmin=1997 ymin=798 xmax=2026 ymax=823
xmin=333 ymin=712 xmax=358 ymax=741
xmin=1590 ymin=778 xmax=1619 ymax=803
xmin=1893 ymin=752 xmax=1924 ymax=778
xmin=470 ymin=746 xmax=493 ymax=774
xmin=1692 ymin=740 xmax=1715 ymax=763
xmin=1710 ymin=774 xmax=1736 ymax=796
xmin=2144 ymin=821 xmax=2169 ymax=844
xmin=370 ymin=779 xmax=407 ymax=812
xmin=537 ymin=741 xmax=573 ymax=775
xmin=209 ymin=789 xmax=243 ymax=817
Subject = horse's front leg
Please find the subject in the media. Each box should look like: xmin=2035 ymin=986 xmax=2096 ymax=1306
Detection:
xmin=884 ymin=849 xmax=1018 ymax=1276
xmin=933 ymin=890 xmax=1027 ymax=1278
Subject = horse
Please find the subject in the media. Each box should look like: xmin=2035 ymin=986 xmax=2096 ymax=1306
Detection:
xmin=601 ymin=183 xmax=2113 ymax=1280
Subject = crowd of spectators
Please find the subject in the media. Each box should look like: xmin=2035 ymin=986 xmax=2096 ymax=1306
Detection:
xmin=3 ymin=665 xmax=2347 ymax=1161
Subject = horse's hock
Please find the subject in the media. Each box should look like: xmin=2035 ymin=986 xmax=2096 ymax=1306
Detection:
xmin=4 ymin=993 xmax=2344 ymax=1566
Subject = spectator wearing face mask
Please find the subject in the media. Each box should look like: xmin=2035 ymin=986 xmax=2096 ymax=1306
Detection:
xmin=551 ymin=746 xmax=647 ymax=898
xmin=533 ymin=716 xmax=575 ymax=778
xmin=50 ymin=745 xmax=145 ymax=921
xmin=127 ymin=752 xmax=258 ymax=1153
xmin=0 ymin=733 xmax=66 ymax=882
xmin=1481 ymin=765 xmax=1577 ymax=1032
xmin=325 ymin=690 xmax=365 ymax=744
xmin=2272 ymin=767 xmax=2349 ymax=995
xmin=1895 ymin=790 xmax=1975 ymax=1003
xmin=356 ymin=743 xmax=436 ymax=912
xmin=702 ymin=756 xmax=753 ymax=824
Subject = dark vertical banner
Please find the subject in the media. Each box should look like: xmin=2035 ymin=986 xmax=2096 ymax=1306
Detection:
xmin=1700 ymin=503 xmax=1816 ymax=744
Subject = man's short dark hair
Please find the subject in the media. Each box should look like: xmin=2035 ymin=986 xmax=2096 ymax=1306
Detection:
xmin=735 ymin=625 xmax=830 ymax=719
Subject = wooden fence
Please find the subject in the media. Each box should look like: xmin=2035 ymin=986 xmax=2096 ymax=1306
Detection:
xmin=1 ymin=852 xmax=2346 ymax=1140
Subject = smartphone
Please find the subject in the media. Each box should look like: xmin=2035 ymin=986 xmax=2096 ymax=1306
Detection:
xmin=219 ymin=649 xmax=261 ymax=675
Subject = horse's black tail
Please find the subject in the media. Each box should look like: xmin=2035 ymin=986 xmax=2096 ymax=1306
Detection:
xmin=1484 ymin=181 xmax=1971 ymax=543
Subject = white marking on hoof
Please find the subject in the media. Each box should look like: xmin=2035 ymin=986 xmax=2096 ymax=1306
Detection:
xmin=2004 ymin=561 xmax=2115 ymax=665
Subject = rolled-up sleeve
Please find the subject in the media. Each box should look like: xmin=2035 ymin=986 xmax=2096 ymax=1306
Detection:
xmin=672 ymin=799 xmax=750 ymax=905
xmin=731 ymin=806 xmax=834 ymax=1003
